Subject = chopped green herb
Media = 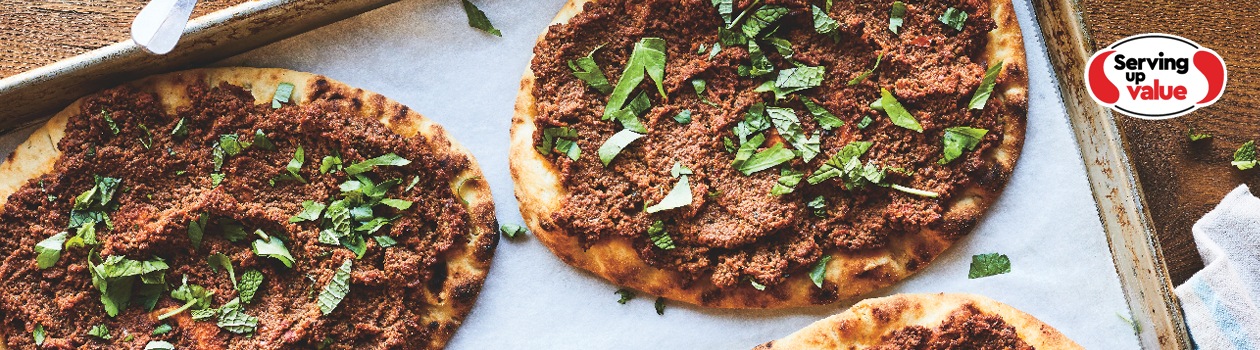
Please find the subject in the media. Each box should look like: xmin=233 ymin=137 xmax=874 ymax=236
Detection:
xmin=741 ymin=5 xmax=789 ymax=39
xmin=88 ymin=252 xmax=169 ymax=317
xmin=461 ymin=0 xmax=501 ymax=36
xmin=615 ymin=289 xmax=635 ymax=304
xmin=252 ymin=129 xmax=276 ymax=150
xmin=762 ymin=66 xmax=825 ymax=99
xmin=848 ymin=53 xmax=884 ymax=85
xmin=319 ymin=259 xmax=354 ymax=315
xmin=171 ymin=118 xmax=189 ymax=138
xmin=806 ymin=195 xmax=827 ymax=217
xmin=568 ymin=45 xmax=613 ymax=94
xmin=597 ymin=129 xmax=645 ymax=166
xmin=646 ymin=220 xmax=676 ymax=250
xmin=138 ymin=123 xmax=153 ymax=149
xmin=811 ymin=4 xmax=840 ymax=38
xmin=379 ymin=198 xmax=413 ymax=210
xmin=711 ymin=0 xmax=735 ymax=26
xmin=889 ymin=1 xmax=907 ymax=34
xmin=809 ymin=255 xmax=833 ymax=288
xmin=1188 ymin=127 xmax=1212 ymax=142
xmin=879 ymin=88 xmax=923 ymax=132
xmin=344 ymin=153 xmax=410 ymax=175
xmin=269 ymin=145 xmax=307 ymax=186
xmin=1234 ymin=141 xmax=1258 ymax=170
xmin=208 ymin=252 xmax=237 ymax=288
xmin=707 ymin=42 xmax=723 ymax=60
xmin=35 ymin=231 xmax=68 ymax=269
xmin=33 ymin=324 xmax=45 ymax=346
xmin=968 ymin=253 xmax=1011 ymax=279
xmin=645 ymin=176 xmax=692 ymax=213
xmin=746 ymin=40 xmax=776 ymax=77
xmin=88 ymin=324 xmax=111 ymax=340
xmin=767 ymin=106 xmax=820 ymax=162
xmin=373 ymin=235 xmax=398 ymax=248
xmin=732 ymin=133 xmax=767 ymax=169
xmin=500 ymin=224 xmax=528 ymax=239
xmin=320 ymin=155 xmax=343 ymax=174
xmin=738 ymin=142 xmax=795 ymax=175
xmin=801 ymin=97 xmax=844 ymax=130
xmin=216 ymin=298 xmax=258 ymax=334
xmin=290 ymin=200 xmax=327 ymax=223
xmin=691 ymin=79 xmax=718 ymax=106
xmin=145 ymin=340 xmax=176 ymax=350
xmin=152 ymin=323 xmax=172 ymax=336
xmin=770 ymin=168 xmax=804 ymax=195
xmin=670 ymin=162 xmax=693 ymax=178
xmin=939 ymin=7 xmax=968 ymax=31
xmin=970 ymin=61 xmax=1004 ymax=109
xmin=158 ymin=275 xmax=213 ymax=320
xmin=251 ymin=235 xmax=295 ymax=268
xmin=940 ymin=126 xmax=989 ymax=164
xmin=807 ymin=141 xmax=873 ymax=185
xmin=238 ymin=269 xmax=264 ymax=304
xmin=406 ymin=176 xmax=421 ymax=192
xmin=654 ymin=297 xmax=667 ymax=315
xmin=673 ymin=110 xmax=693 ymax=124
xmin=210 ymin=173 xmax=226 ymax=188
xmin=537 ymin=127 xmax=582 ymax=161
xmin=604 ymin=38 xmax=667 ymax=119
xmin=272 ymin=83 xmax=294 ymax=109
xmin=101 ymin=111 xmax=120 ymax=135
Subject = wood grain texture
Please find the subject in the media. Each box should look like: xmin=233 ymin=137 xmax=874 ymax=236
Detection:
xmin=0 ymin=0 xmax=246 ymax=77
xmin=1080 ymin=0 xmax=1260 ymax=284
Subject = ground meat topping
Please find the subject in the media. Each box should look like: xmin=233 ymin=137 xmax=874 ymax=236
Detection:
xmin=0 ymin=81 xmax=472 ymax=349
xmin=872 ymin=305 xmax=1034 ymax=350
xmin=530 ymin=0 xmax=1013 ymax=288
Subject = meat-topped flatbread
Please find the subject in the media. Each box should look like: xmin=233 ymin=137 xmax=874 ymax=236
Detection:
xmin=754 ymin=293 xmax=1083 ymax=349
xmin=0 ymin=68 xmax=497 ymax=349
xmin=511 ymin=0 xmax=1027 ymax=308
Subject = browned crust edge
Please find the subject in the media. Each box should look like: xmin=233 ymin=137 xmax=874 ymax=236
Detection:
xmin=0 ymin=67 xmax=498 ymax=349
xmin=751 ymin=293 xmax=1083 ymax=349
xmin=510 ymin=0 xmax=1027 ymax=309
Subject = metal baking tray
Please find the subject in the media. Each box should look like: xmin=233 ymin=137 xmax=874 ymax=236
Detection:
xmin=0 ymin=0 xmax=400 ymax=132
xmin=1032 ymin=0 xmax=1192 ymax=348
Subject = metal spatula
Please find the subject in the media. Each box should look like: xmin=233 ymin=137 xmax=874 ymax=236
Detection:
xmin=131 ymin=0 xmax=199 ymax=54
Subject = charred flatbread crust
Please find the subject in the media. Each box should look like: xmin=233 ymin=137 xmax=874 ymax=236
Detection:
xmin=511 ymin=0 xmax=1027 ymax=308
xmin=0 ymin=67 xmax=497 ymax=349
xmin=753 ymin=293 xmax=1082 ymax=349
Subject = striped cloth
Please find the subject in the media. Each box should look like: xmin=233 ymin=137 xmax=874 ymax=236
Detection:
xmin=1175 ymin=185 xmax=1260 ymax=349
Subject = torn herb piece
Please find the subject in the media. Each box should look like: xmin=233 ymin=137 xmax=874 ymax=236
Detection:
xmin=673 ymin=110 xmax=692 ymax=124
xmin=655 ymin=297 xmax=666 ymax=315
xmin=344 ymin=153 xmax=410 ymax=175
xmin=207 ymin=252 xmax=237 ymax=288
xmin=138 ymin=124 xmax=153 ymax=149
xmin=319 ymin=259 xmax=353 ymax=315
xmin=320 ymin=155 xmax=342 ymax=174
xmin=801 ymin=97 xmax=844 ymax=130
xmin=1233 ymin=140 xmax=1258 ymax=170
xmin=889 ymin=1 xmax=907 ymax=34
xmin=101 ymin=111 xmax=120 ymax=135
xmin=770 ymin=168 xmax=803 ymax=195
xmin=970 ymin=61 xmax=1004 ymax=109
xmin=645 ymin=176 xmax=692 ymax=213
xmin=879 ymin=88 xmax=923 ymax=132
xmin=270 ymin=145 xmax=307 ymax=186
xmin=857 ymin=116 xmax=874 ymax=129
xmin=939 ymin=7 xmax=968 ymax=31
xmin=691 ymin=79 xmax=718 ymax=106
xmin=809 ymin=255 xmax=833 ymax=288
xmin=739 ymin=142 xmax=795 ymax=175
xmin=88 ymin=324 xmax=111 ymax=340
xmin=670 ymin=162 xmax=693 ymax=178
xmin=290 ymin=200 xmax=327 ymax=223
xmin=940 ymin=126 xmax=988 ymax=164
xmin=807 ymin=141 xmax=873 ymax=185
xmin=33 ymin=324 xmax=45 ymax=346
xmin=145 ymin=340 xmax=175 ymax=350
xmin=604 ymin=38 xmax=667 ymax=119
xmin=806 ymin=195 xmax=827 ymax=217
xmin=272 ymin=83 xmax=294 ymax=109
xmin=848 ymin=53 xmax=884 ymax=85
xmin=615 ymin=289 xmax=635 ymax=304
xmin=500 ymin=224 xmax=528 ymax=239
xmin=732 ymin=133 xmax=767 ymax=169
xmin=811 ymin=4 xmax=840 ymax=38
xmin=461 ymin=0 xmax=502 ymax=37
xmin=238 ymin=269 xmax=263 ymax=304
xmin=374 ymin=235 xmax=398 ymax=248
xmin=1188 ymin=127 xmax=1212 ymax=141
xmin=968 ymin=253 xmax=1011 ymax=279
xmin=251 ymin=236 xmax=294 ymax=268
xmin=646 ymin=220 xmax=676 ymax=250
xmin=742 ymin=5 xmax=789 ymax=39
xmin=768 ymin=66 xmax=825 ymax=99
xmin=152 ymin=324 xmax=172 ymax=336
xmin=34 ymin=231 xmax=68 ymax=269
xmin=711 ymin=0 xmax=735 ymax=26
xmin=568 ymin=45 xmax=613 ymax=94
xmin=598 ymin=129 xmax=644 ymax=167
xmin=750 ymin=280 xmax=766 ymax=291
xmin=252 ymin=129 xmax=275 ymax=151
xmin=746 ymin=40 xmax=776 ymax=77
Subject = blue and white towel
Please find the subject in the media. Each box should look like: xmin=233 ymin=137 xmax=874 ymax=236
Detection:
xmin=1176 ymin=185 xmax=1260 ymax=349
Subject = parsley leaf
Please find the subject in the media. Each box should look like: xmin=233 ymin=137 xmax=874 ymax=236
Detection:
xmin=848 ymin=54 xmax=884 ymax=85
xmin=272 ymin=83 xmax=294 ymax=109
xmin=251 ymin=235 xmax=295 ymax=268
xmin=460 ymin=0 xmax=501 ymax=36
xmin=770 ymin=168 xmax=803 ymax=195
xmin=939 ymin=7 xmax=968 ymax=31
xmin=879 ymin=88 xmax=923 ymax=132
xmin=290 ymin=200 xmax=327 ymax=223
xmin=344 ymin=153 xmax=410 ymax=175
xmin=319 ymin=259 xmax=354 ymax=315
xmin=615 ymin=289 xmax=636 ymax=304
xmin=970 ymin=61 xmax=1004 ymax=109
xmin=738 ymin=142 xmax=795 ymax=175
xmin=238 ymin=269 xmax=264 ymax=304
xmin=809 ymin=255 xmax=833 ymax=288
xmin=569 ymin=45 xmax=613 ymax=94
xmin=889 ymin=1 xmax=907 ymax=34
xmin=940 ymin=126 xmax=988 ymax=164
xmin=598 ymin=129 xmax=645 ymax=166
xmin=88 ymin=324 xmax=111 ymax=339
xmin=35 ymin=231 xmax=68 ymax=269
xmin=968 ymin=253 xmax=1012 ymax=279
xmin=645 ymin=176 xmax=692 ymax=213
xmin=801 ymin=97 xmax=844 ymax=130
xmin=1234 ymin=140 xmax=1258 ymax=170
xmin=500 ymin=224 xmax=528 ymax=239
xmin=207 ymin=252 xmax=237 ymax=288
xmin=605 ymin=38 xmax=667 ymax=119
xmin=646 ymin=220 xmax=676 ymax=250
xmin=673 ymin=110 xmax=693 ymax=124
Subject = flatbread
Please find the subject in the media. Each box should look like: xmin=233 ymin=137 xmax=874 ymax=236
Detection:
xmin=511 ymin=0 xmax=1028 ymax=308
xmin=754 ymin=293 xmax=1083 ymax=349
xmin=0 ymin=67 xmax=497 ymax=349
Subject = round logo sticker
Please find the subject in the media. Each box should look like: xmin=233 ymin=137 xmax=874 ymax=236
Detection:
xmin=1085 ymin=33 xmax=1227 ymax=120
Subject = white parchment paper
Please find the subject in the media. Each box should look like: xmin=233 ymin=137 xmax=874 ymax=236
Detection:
xmin=0 ymin=0 xmax=1142 ymax=348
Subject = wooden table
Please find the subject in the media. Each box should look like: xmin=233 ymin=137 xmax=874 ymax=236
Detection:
xmin=1081 ymin=1 xmax=1260 ymax=284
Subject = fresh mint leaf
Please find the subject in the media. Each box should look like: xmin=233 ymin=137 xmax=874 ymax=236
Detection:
xmin=290 ymin=200 xmax=327 ymax=223
xmin=889 ymin=1 xmax=907 ymax=34
xmin=101 ymin=111 xmax=120 ymax=135
xmin=319 ymin=259 xmax=354 ymax=315
xmin=670 ymin=162 xmax=694 ymax=178
xmin=807 ymin=141 xmax=873 ymax=185
xmin=711 ymin=0 xmax=735 ymax=26
xmin=811 ymin=4 xmax=840 ymax=38
xmin=857 ymin=115 xmax=873 ymax=129
xmin=673 ymin=110 xmax=693 ymax=124
xmin=691 ymin=79 xmax=718 ymax=106
xmin=188 ymin=213 xmax=207 ymax=249
xmin=732 ymin=133 xmax=767 ymax=169
xmin=569 ymin=45 xmax=613 ymax=94
xmin=152 ymin=323 xmax=172 ymax=335
xmin=746 ymin=40 xmax=776 ymax=77
xmin=741 ymin=6 xmax=788 ymax=39
xmin=537 ymin=127 xmax=581 ymax=161
xmin=801 ymin=97 xmax=844 ymax=130
xmin=344 ymin=153 xmax=410 ymax=176
xmin=461 ymin=0 xmax=501 ymax=36
xmin=767 ymin=106 xmax=820 ymax=162
xmin=320 ymin=155 xmax=343 ymax=174
xmin=968 ymin=253 xmax=1011 ymax=279
xmin=171 ymin=118 xmax=189 ymax=139
xmin=158 ymin=275 xmax=213 ymax=320
xmin=238 ymin=269 xmax=264 ymax=304
xmin=940 ymin=126 xmax=988 ymax=164
xmin=373 ymin=235 xmax=398 ymax=248
xmin=879 ymin=88 xmax=923 ymax=132
xmin=647 ymin=220 xmax=675 ymax=250
xmin=806 ymin=195 xmax=827 ymax=217
xmin=252 ymin=129 xmax=276 ymax=151
xmin=35 ymin=231 xmax=68 ymax=269
xmin=379 ymin=198 xmax=413 ymax=210
xmin=604 ymin=38 xmax=667 ymax=119
xmin=144 ymin=340 xmax=175 ymax=350
xmin=970 ymin=61 xmax=1004 ymax=109
xmin=939 ymin=7 xmax=968 ymax=31
xmin=207 ymin=252 xmax=237 ymax=288
xmin=216 ymin=299 xmax=258 ymax=334
xmin=770 ymin=168 xmax=803 ymax=195
xmin=138 ymin=124 xmax=153 ymax=149
xmin=809 ymin=255 xmax=833 ymax=288
xmin=251 ymin=236 xmax=294 ymax=268
xmin=32 ymin=324 xmax=45 ymax=346
xmin=738 ymin=142 xmax=795 ymax=175
xmin=272 ymin=83 xmax=294 ymax=109
xmin=89 ymin=253 xmax=170 ymax=317
xmin=645 ymin=176 xmax=692 ymax=213
xmin=88 ymin=324 xmax=111 ymax=339
xmin=771 ymin=66 xmax=825 ymax=98
xmin=597 ymin=129 xmax=644 ymax=167
xmin=848 ymin=54 xmax=884 ymax=85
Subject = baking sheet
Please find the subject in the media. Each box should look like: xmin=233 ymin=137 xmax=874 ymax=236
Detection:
xmin=0 ymin=0 xmax=1142 ymax=348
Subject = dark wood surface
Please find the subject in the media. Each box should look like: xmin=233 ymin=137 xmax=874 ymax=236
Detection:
xmin=1080 ymin=1 xmax=1260 ymax=284
xmin=0 ymin=0 xmax=245 ymax=78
